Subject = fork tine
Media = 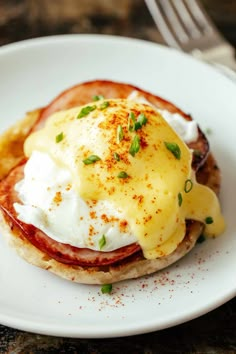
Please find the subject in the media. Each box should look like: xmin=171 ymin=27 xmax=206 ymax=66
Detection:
xmin=172 ymin=0 xmax=202 ymax=39
xmin=185 ymin=0 xmax=216 ymax=34
xmin=144 ymin=0 xmax=181 ymax=49
xmin=145 ymin=0 xmax=204 ymax=48
xmin=158 ymin=0 xmax=189 ymax=43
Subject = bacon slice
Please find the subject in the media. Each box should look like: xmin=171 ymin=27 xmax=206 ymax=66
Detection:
xmin=34 ymin=80 xmax=209 ymax=170
xmin=0 ymin=164 xmax=140 ymax=266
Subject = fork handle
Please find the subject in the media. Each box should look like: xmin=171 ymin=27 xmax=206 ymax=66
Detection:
xmin=192 ymin=43 xmax=236 ymax=71
xmin=192 ymin=43 xmax=236 ymax=82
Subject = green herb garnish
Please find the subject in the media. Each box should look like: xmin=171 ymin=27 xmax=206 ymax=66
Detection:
xmin=135 ymin=113 xmax=148 ymax=131
xmin=129 ymin=134 xmax=140 ymax=157
xmin=164 ymin=142 xmax=181 ymax=160
xmin=55 ymin=132 xmax=64 ymax=143
xmin=83 ymin=155 xmax=101 ymax=165
xmin=113 ymin=152 xmax=120 ymax=161
xmin=129 ymin=112 xmax=136 ymax=121
xmin=184 ymin=179 xmax=193 ymax=193
xmin=101 ymin=284 xmax=113 ymax=294
xmin=99 ymin=234 xmax=106 ymax=250
xmin=77 ymin=105 xmax=96 ymax=118
xmin=128 ymin=112 xmax=148 ymax=131
xmin=197 ymin=235 xmax=206 ymax=244
xmin=92 ymin=95 xmax=104 ymax=101
xmin=178 ymin=192 xmax=183 ymax=207
xmin=128 ymin=111 xmax=136 ymax=131
xmin=100 ymin=101 xmax=109 ymax=110
xmin=117 ymin=125 xmax=124 ymax=143
xmin=205 ymin=216 xmax=214 ymax=224
xmin=117 ymin=171 xmax=129 ymax=179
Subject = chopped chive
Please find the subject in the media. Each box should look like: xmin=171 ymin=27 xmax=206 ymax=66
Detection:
xmin=130 ymin=111 xmax=136 ymax=121
xmin=77 ymin=105 xmax=96 ymax=118
xmin=134 ymin=122 xmax=142 ymax=131
xmin=197 ymin=234 xmax=206 ymax=244
xmin=83 ymin=155 xmax=101 ymax=165
xmin=101 ymin=284 xmax=112 ymax=294
xmin=113 ymin=152 xmax=120 ymax=161
xmin=133 ymin=113 xmax=148 ymax=131
xmin=184 ymin=179 xmax=193 ymax=193
xmin=92 ymin=95 xmax=104 ymax=101
xmin=117 ymin=125 xmax=124 ymax=143
xmin=129 ymin=134 xmax=140 ymax=157
xmin=135 ymin=113 xmax=148 ymax=130
xmin=205 ymin=216 xmax=214 ymax=224
xmin=99 ymin=234 xmax=106 ymax=250
xmin=128 ymin=112 xmax=148 ymax=131
xmin=128 ymin=112 xmax=136 ymax=131
xmin=100 ymin=101 xmax=109 ymax=110
xmin=117 ymin=171 xmax=129 ymax=179
xmin=178 ymin=192 xmax=183 ymax=207
xmin=164 ymin=142 xmax=181 ymax=160
xmin=55 ymin=132 xmax=64 ymax=143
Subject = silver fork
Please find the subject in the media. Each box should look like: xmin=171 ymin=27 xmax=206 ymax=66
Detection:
xmin=144 ymin=0 xmax=236 ymax=72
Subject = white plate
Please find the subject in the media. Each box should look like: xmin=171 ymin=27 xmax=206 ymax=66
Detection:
xmin=0 ymin=35 xmax=235 ymax=338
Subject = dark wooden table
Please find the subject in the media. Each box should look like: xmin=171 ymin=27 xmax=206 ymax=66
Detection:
xmin=0 ymin=1 xmax=235 ymax=352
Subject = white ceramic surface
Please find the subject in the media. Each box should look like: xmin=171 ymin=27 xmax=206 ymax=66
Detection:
xmin=0 ymin=35 xmax=235 ymax=338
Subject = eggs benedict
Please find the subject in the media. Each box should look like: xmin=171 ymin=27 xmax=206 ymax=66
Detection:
xmin=0 ymin=80 xmax=225 ymax=284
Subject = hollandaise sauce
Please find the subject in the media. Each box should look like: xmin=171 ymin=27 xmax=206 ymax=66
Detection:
xmin=15 ymin=99 xmax=225 ymax=259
